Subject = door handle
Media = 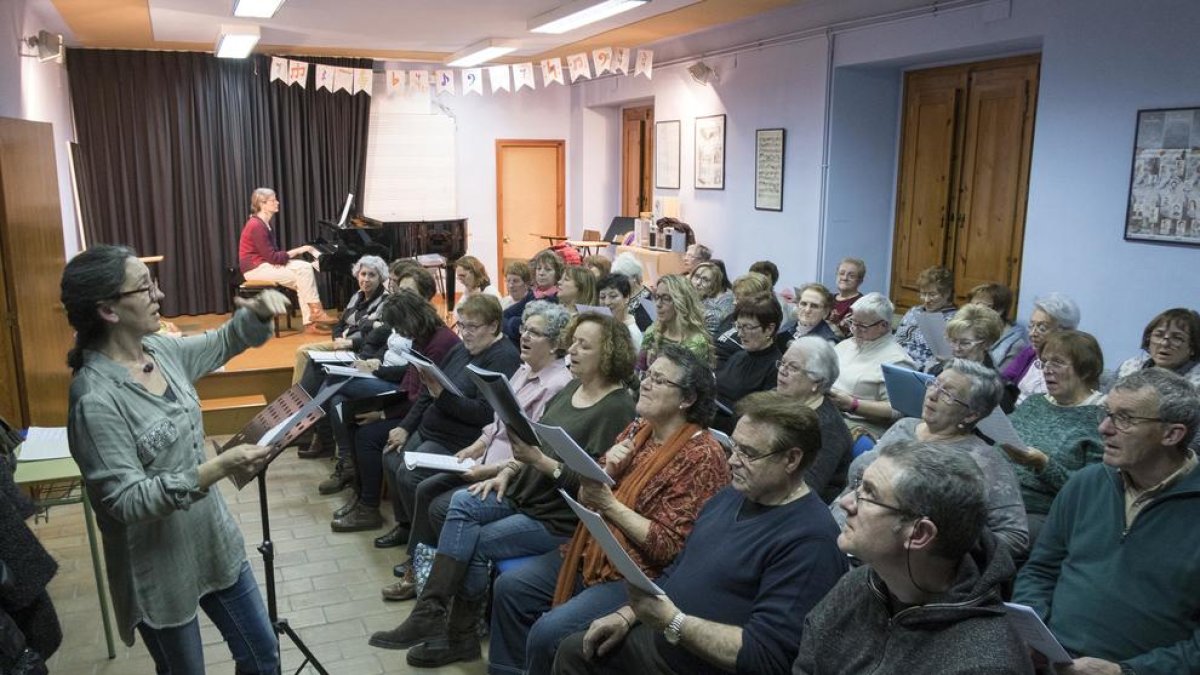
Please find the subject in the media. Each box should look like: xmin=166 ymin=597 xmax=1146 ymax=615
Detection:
xmin=503 ymin=235 xmax=511 ymax=244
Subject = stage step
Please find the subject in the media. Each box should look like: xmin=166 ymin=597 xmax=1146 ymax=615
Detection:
xmin=200 ymin=394 xmax=267 ymax=436
xmin=197 ymin=366 xmax=292 ymax=402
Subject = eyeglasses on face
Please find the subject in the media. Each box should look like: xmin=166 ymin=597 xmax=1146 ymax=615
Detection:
xmin=925 ymin=379 xmax=970 ymax=408
xmin=1041 ymin=357 xmax=1072 ymax=372
xmin=653 ymin=294 xmax=674 ymax=305
xmin=1149 ymin=329 xmax=1189 ymax=348
xmin=643 ymin=370 xmax=684 ymax=390
xmin=849 ymin=318 xmax=886 ymax=331
xmin=775 ymin=359 xmax=804 ymax=376
xmin=729 ymin=439 xmax=791 ymax=463
xmin=114 ymin=279 xmax=160 ymax=300
xmin=1097 ymin=405 xmax=1162 ymax=432
xmin=948 ymin=337 xmax=984 ymax=350
xmin=735 ymin=322 xmax=763 ymax=333
xmin=796 ymin=301 xmax=826 ymax=311
xmin=457 ymin=321 xmax=489 ymax=334
xmin=1028 ymin=321 xmax=1056 ymax=335
xmin=847 ymin=478 xmax=917 ymax=517
xmin=519 ymin=325 xmax=549 ymax=340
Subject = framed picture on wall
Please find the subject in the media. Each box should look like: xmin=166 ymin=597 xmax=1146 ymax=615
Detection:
xmin=695 ymin=114 xmax=726 ymax=190
xmin=754 ymin=128 xmax=785 ymax=211
xmin=1124 ymin=106 xmax=1200 ymax=247
xmin=655 ymin=120 xmax=681 ymax=190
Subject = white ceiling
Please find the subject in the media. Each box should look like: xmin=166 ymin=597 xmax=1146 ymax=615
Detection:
xmin=149 ymin=0 xmax=701 ymax=58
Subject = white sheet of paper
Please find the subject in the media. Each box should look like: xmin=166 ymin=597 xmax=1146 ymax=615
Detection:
xmin=532 ymin=422 xmax=615 ymax=486
xmin=976 ymin=406 xmax=1028 ymax=451
xmin=575 ymin=304 xmax=612 ymax=317
xmin=307 ymin=350 xmax=358 ymax=364
xmin=322 ymin=364 xmax=378 ymax=379
xmin=17 ymin=427 xmax=71 ymax=461
xmin=404 ymin=451 xmax=476 ymax=473
xmin=256 ymin=411 xmax=303 ymax=447
xmin=560 ymin=490 xmax=664 ymax=595
xmin=916 ymin=310 xmax=953 ymax=359
xmin=1003 ymin=603 xmax=1073 ymax=664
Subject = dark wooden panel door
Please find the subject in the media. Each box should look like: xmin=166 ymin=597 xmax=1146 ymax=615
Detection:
xmin=622 ymin=106 xmax=653 ymax=217
xmin=890 ymin=69 xmax=964 ymax=309
xmin=952 ymin=60 xmax=1038 ymax=303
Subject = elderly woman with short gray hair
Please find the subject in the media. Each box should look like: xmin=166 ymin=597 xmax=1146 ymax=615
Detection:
xmin=776 ymin=336 xmax=854 ymax=503
xmin=828 ymin=292 xmax=915 ymax=438
xmin=833 ymin=359 xmax=1030 ymax=557
xmin=1001 ymin=292 xmax=1081 ymax=407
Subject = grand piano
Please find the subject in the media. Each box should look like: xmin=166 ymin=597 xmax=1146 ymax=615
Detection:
xmin=314 ymin=215 xmax=467 ymax=310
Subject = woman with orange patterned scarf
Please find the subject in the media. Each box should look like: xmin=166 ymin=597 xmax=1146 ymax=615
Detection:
xmin=488 ymin=343 xmax=729 ymax=675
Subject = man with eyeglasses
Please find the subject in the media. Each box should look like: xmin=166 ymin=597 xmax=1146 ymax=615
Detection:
xmin=552 ymin=391 xmax=847 ymax=675
xmin=1014 ymin=369 xmax=1200 ymax=675
xmin=792 ymin=441 xmax=1033 ymax=674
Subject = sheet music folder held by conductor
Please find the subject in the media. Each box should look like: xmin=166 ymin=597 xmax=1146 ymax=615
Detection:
xmin=219 ymin=381 xmax=348 ymax=489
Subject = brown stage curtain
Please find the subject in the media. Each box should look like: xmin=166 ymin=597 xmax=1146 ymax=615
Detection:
xmin=67 ymin=50 xmax=371 ymax=315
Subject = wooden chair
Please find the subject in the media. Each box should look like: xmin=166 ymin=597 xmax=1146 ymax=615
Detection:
xmin=225 ymin=266 xmax=299 ymax=337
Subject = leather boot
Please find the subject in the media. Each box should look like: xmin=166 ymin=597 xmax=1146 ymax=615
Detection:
xmin=318 ymin=455 xmax=355 ymax=495
xmin=381 ymin=565 xmax=418 ymax=601
xmin=297 ymin=420 xmax=334 ymax=459
xmin=406 ymin=594 xmax=484 ymax=667
xmin=333 ymin=493 xmax=359 ymax=520
xmin=374 ymin=524 xmax=409 ymax=549
xmin=307 ymin=303 xmax=338 ymax=328
xmin=368 ymin=554 xmax=467 ymax=650
xmin=330 ymin=501 xmax=383 ymax=532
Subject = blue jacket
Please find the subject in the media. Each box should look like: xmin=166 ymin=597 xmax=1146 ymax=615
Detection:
xmin=1014 ymin=460 xmax=1200 ymax=674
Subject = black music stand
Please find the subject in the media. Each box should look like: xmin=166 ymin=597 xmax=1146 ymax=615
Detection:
xmin=220 ymin=381 xmax=348 ymax=675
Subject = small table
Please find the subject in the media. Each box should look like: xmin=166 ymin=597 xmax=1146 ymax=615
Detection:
xmin=14 ymin=451 xmax=116 ymax=659
xmin=534 ymin=234 xmax=569 ymax=246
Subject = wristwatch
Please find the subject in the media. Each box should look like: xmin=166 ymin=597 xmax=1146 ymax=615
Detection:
xmin=663 ymin=611 xmax=686 ymax=645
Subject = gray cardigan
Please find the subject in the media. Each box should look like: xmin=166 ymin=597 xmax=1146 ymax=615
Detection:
xmin=67 ymin=308 xmax=272 ymax=644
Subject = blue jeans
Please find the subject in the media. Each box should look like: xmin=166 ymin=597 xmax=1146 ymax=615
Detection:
xmin=489 ymin=550 xmax=628 ymax=675
xmin=438 ymin=490 xmax=567 ymax=599
xmin=136 ymin=561 xmax=278 ymax=675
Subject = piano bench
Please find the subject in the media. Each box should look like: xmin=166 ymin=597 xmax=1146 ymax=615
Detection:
xmin=416 ymin=254 xmax=448 ymax=302
xmin=236 ymin=282 xmax=299 ymax=337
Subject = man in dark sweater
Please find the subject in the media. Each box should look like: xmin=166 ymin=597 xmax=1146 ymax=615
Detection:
xmin=1014 ymin=369 xmax=1200 ymax=675
xmin=792 ymin=440 xmax=1033 ymax=675
xmin=553 ymin=391 xmax=847 ymax=675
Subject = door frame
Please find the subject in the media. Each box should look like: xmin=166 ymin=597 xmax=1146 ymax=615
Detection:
xmin=621 ymin=105 xmax=654 ymax=217
xmin=495 ymin=139 xmax=566 ymax=293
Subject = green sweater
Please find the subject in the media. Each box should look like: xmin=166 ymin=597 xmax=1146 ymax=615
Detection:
xmin=1008 ymin=395 xmax=1103 ymax=515
xmin=1014 ymin=462 xmax=1200 ymax=674
xmin=506 ymin=380 xmax=637 ymax=536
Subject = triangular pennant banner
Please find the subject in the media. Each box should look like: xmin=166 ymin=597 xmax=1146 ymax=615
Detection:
xmin=353 ymin=68 xmax=373 ymax=96
xmin=434 ymin=69 xmax=456 ymax=95
xmin=567 ymin=53 xmax=591 ymax=82
xmin=592 ymin=48 xmax=613 ymax=75
xmin=410 ymin=70 xmax=430 ymax=94
xmin=613 ymin=47 xmax=630 ymax=75
xmin=287 ymin=60 xmax=309 ymax=87
xmin=333 ymin=66 xmax=354 ymax=93
xmin=488 ymin=65 xmax=511 ymax=93
xmin=634 ymin=49 xmax=654 ymax=79
xmin=541 ymin=57 xmax=564 ymax=86
xmin=387 ymin=69 xmax=405 ymax=94
xmin=315 ymin=65 xmax=334 ymax=92
xmin=270 ymin=56 xmax=288 ymax=82
xmin=512 ymin=63 xmax=536 ymax=91
xmin=462 ymin=68 xmax=483 ymax=95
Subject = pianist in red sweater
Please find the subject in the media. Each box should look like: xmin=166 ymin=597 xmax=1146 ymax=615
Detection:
xmin=237 ymin=187 xmax=334 ymax=332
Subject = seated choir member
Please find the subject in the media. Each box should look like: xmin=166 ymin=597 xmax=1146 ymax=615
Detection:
xmin=501 ymin=260 xmax=532 ymax=311
xmin=380 ymin=301 xmax=573 ymax=599
xmin=595 ymin=273 xmax=643 ymax=352
xmin=748 ymin=259 xmax=796 ymax=335
xmin=713 ymin=292 xmax=782 ymax=433
xmin=1014 ymin=369 xmax=1200 ymax=675
xmin=681 ymin=243 xmax=712 ymax=276
xmin=237 ymin=186 xmax=333 ymax=331
xmin=827 ymin=292 xmax=914 ymax=438
xmin=504 ymin=250 xmax=564 ymax=343
xmin=638 ymin=274 xmax=713 ymax=371
xmin=552 ymin=391 xmax=847 ymax=675
xmin=827 ymin=257 xmax=866 ymax=339
xmin=489 ymin=344 xmax=729 ymax=675
xmin=1001 ymin=292 xmax=1080 ymax=407
xmin=1114 ymin=307 xmax=1200 ymax=389
xmin=557 ymin=266 xmax=597 ymax=317
xmin=927 ymin=303 xmax=1004 ymax=376
xmin=712 ymin=272 xmax=773 ymax=369
xmin=776 ymin=336 xmax=854 ymax=503
xmin=781 ymin=282 xmax=839 ymax=350
xmin=690 ymin=261 xmax=735 ymax=334
xmin=610 ymin=253 xmax=654 ymax=332
xmin=792 ymin=442 xmax=1033 ymax=674
xmin=833 ymin=359 xmax=1030 ymax=557
xmin=968 ymin=282 xmax=1029 ymax=371
xmin=454 ymin=255 xmax=498 ymax=302
xmin=369 ymin=313 xmax=639 ymax=667
xmin=894 ymin=265 xmax=957 ymax=372
xmin=584 ymin=254 xmax=611 ymax=279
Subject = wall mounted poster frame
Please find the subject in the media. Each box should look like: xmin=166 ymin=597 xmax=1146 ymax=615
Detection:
xmin=655 ymin=120 xmax=681 ymax=189
xmin=695 ymin=114 xmax=726 ymax=190
xmin=754 ymin=128 xmax=785 ymax=211
xmin=1124 ymin=106 xmax=1200 ymax=247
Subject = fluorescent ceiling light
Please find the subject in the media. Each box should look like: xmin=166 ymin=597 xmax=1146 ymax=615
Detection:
xmin=216 ymin=24 xmax=260 ymax=58
xmin=529 ymin=0 xmax=649 ymax=34
xmin=446 ymin=39 xmax=518 ymax=68
xmin=233 ymin=0 xmax=286 ymax=19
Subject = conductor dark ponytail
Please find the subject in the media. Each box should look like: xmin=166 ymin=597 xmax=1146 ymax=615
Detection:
xmin=61 ymin=245 xmax=135 ymax=373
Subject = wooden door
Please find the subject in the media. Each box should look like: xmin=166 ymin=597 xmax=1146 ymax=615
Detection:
xmin=889 ymin=55 xmax=1039 ymax=310
xmin=622 ymin=106 xmax=654 ymax=217
xmin=496 ymin=140 xmax=565 ymax=292
xmin=952 ymin=60 xmax=1038 ymax=303
xmin=0 ymin=244 xmax=21 ymax=425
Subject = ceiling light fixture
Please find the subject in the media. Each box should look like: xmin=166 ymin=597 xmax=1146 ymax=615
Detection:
xmin=529 ymin=0 xmax=649 ymax=35
xmin=233 ymin=0 xmax=286 ymax=19
xmin=215 ymin=24 xmax=260 ymax=59
xmin=446 ymin=38 xmax=518 ymax=68
xmin=20 ymin=30 xmax=64 ymax=63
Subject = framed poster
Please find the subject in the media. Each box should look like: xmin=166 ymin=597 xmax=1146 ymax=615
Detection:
xmin=655 ymin=120 xmax=681 ymax=190
xmin=694 ymin=114 xmax=726 ymax=190
xmin=1124 ymin=107 xmax=1200 ymax=246
xmin=754 ymin=128 xmax=785 ymax=211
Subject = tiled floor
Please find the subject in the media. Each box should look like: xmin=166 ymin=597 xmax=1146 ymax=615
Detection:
xmin=33 ymin=447 xmax=487 ymax=675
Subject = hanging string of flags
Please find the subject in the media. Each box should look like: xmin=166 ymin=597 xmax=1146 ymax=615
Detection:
xmin=268 ymin=48 xmax=654 ymax=97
